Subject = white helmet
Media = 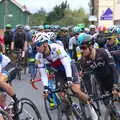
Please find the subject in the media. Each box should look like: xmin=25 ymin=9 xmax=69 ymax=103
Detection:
xmin=38 ymin=25 xmax=44 ymax=30
xmin=89 ymin=25 xmax=96 ymax=29
xmin=32 ymin=32 xmax=50 ymax=45
xmin=84 ymin=28 xmax=90 ymax=33
xmin=47 ymin=32 xmax=57 ymax=41
xmin=24 ymin=25 xmax=31 ymax=31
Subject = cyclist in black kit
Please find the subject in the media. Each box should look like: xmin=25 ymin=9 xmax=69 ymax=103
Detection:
xmin=77 ymin=33 xmax=118 ymax=93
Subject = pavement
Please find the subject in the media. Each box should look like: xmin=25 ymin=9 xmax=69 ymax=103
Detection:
xmin=7 ymin=71 xmax=120 ymax=120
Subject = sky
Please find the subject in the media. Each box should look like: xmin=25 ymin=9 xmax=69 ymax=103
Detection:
xmin=18 ymin=0 xmax=90 ymax=13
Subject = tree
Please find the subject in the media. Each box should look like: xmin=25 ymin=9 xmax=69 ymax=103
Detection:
xmin=46 ymin=1 xmax=69 ymax=24
xmin=54 ymin=8 xmax=89 ymax=26
xmin=29 ymin=7 xmax=46 ymax=26
xmin=29 ymin=1 xmax=89 ymax=27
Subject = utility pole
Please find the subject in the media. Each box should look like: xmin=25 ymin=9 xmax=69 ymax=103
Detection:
xmin=91 ymin=0 xmax=95 ymax=24
xmin=4 ymin=0 xmax=8 ymax=29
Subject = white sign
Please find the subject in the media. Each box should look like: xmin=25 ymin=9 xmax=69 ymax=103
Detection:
xmin=89 ymin=15 xmax=97 ymax=21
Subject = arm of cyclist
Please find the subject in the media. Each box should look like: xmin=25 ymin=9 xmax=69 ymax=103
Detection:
xmin=0 ymin=54 xmax=17 ymax=102
xmin=102 ymin=49 xmax=119 ymax=84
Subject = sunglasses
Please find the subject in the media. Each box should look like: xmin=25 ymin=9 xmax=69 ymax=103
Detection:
xmin=36 ymin=42 xmax=43 ymax=47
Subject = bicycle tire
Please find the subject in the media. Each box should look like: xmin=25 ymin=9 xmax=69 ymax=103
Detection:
xmin=110 ymin=104 xmax=120 ymax=120
xmin=44 ymin=97 xmax=52 ymax=120
xmin=17 ymin=97 xmax=42 ymax=120
xmin=17 ymin=70 xmax=22 ymax=80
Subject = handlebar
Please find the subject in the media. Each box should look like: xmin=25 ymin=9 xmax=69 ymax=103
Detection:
xmin=31 ymin=74 xmax=55 ymax=89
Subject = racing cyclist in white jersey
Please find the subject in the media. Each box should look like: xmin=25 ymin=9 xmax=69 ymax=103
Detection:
xmin=33 ymin=32 xmax=89 ymax=102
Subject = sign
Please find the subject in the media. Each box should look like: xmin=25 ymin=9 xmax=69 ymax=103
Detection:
xmin=100 ymin=8 xmax=113 ymax=20
xmin=89 ymin=15 xmax=97 ymax=21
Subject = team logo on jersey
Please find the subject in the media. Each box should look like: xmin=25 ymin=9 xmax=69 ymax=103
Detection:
xmin=35 ymin=60 xmax=41 ymax=64
xmin=56 ymin=49 xmax=61 ymax=55
xmin=105 ymin=49 xmax=112 ymax=58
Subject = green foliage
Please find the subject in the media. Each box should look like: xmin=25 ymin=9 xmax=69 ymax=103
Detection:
xmin=29 ymin=1 xmax=89 ymax=26
xmin=54 ymin=8 xmax=89 ymax=26
xmin=29 ymin=7 xmax=46 ymax=26
xmin=46 ymin=0 xmax=69 ymax=24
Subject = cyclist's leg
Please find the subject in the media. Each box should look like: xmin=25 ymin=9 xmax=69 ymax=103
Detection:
xmin=0 ymin=115 xmax=4 ymax=120
xmin=0 ymin=74 xmax=15 ymax=97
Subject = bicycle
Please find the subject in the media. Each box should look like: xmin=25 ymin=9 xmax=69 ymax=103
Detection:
xmin=92 ymin=92 xmax=120 ymax=120
xmin=0 ymin=97 xmax=42 ymax=120
xmin=31 ymin=75 xmax=98 ymax=120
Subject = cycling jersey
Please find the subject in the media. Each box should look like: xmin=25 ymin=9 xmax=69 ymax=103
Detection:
xmin=55 ymin=40 xmax=64 ymax=47
xmin=0 ymin=54 xmax=11 ymax=72
xmin=80 ymin=48 xmax=118 ymax=91
xmin=13 ymin=31 xmax=26 ymax=49
xmin=35 ymin=43 xmax=72 ymax=87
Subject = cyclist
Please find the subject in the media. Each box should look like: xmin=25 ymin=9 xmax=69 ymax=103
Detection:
xmin=24 ymin=25 xmax=32 ymax=43
xmin=89 ymin=25 xmax=97 ymax=35
xmin=4 ymin=24 xmax=13 ymax=54
xmin=33 ymin=32 xmax=89 ymax=103
xmin=0 ymin=45 xmax=18 ymax=120
xmin=96 ymin=25 xmax=107 ymax=48
xmin=11 ymin=25 xmax=27 ymax=58
xmin=104 ymin=33 xmax=120 ymax=73
xmin=78 ymin=33 xmax=118 ymax=93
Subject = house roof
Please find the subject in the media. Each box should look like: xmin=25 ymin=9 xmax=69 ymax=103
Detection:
xmin=0 ymin=0 xmax=31 ymax=14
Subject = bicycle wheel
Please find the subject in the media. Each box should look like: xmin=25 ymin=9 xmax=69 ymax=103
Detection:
xmin=44 ymin=96 xmax=63 ymax=120
xmin=109 ymin=103 xmax=120 ymax=120
xmin=44 ymin=97 xmax=52 ymax=120
xmin=17 ymin=98 xmax=42 ymax=120
xmin=16 ymin=70 xmax=22 ymax=80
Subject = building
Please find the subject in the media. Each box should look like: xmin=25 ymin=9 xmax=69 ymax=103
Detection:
xmin=0 ymin=0 xmax=30 ymax=29
xmin=114 ymin=0 xmax=120 ymax=25
xmin=90 ymin=0 xmax=120 ymax=27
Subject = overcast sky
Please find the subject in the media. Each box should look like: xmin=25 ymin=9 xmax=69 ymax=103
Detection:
xmin=18 ymin=0 xmax=90 ymax=13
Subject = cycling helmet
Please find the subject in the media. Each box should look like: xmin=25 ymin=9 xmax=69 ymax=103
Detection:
xmin=33 ymin=32 xmax=49 ymax=46
xmin=61 ymin=27 xmax=69 ymax=31
xmin=44 ymin=25 xmax=50 ymax=29
xmin=84 ymin=28 xmax=90 ymax=33
xmin=77 ymin=33 xmax=93 ymax=46
xmin=16 ymin=24 xmax=24 ymax=29
xmin=89 ymin=25 xmax=96 ymax=30
xmin=97 ymin=25 xmax=107 ymax=32
xmin=116 ymin=27 xmax=120 ymax=34
xmin=77 ymin=24 xmax=85 ymax=31
xmin=24 ymin=25 xmax=31 ymax=31
xmin=5 ymin=24 xmax=12 ymax=29
xmin=38 ymin=25 xmax=44 ymax=30
xmin=47 ymin=32 xmax=57 ymax=41
xmin=72 ymin=26 xmax=81 ymax=33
